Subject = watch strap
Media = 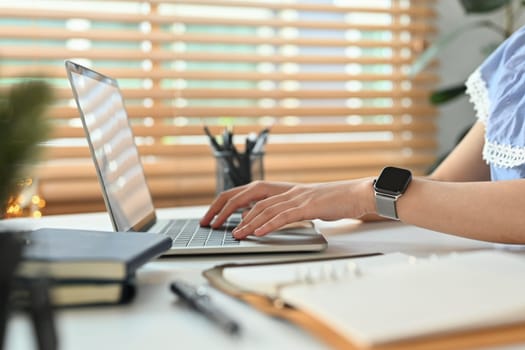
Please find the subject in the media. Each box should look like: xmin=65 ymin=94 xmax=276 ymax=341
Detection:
xmin=375 ymin=192 xmax=399 ymax=220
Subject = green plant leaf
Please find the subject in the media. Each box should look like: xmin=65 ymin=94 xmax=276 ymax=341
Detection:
xmin=409 ymin=20 xmax=502 ymax=77
xmin=430 ymin=84 xmax=467 ymax=105
xmin=481 ymin=42 xmax=501 ymax=56
xmin=0 ymin=80 xmax=54 ymax=212
xmin=459 ymin=0 xmax=511 ymax=13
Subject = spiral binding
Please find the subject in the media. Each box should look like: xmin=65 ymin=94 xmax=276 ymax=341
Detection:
xmin=269 ymin=253 xmax=463 ymax=308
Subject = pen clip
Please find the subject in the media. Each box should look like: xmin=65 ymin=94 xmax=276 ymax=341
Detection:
xmin=251 ymin=129 xmax=268 ymax=155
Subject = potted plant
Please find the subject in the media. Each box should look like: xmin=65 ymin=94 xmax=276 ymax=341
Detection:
xmin=0 ymin=79 xmax=54 ymax=217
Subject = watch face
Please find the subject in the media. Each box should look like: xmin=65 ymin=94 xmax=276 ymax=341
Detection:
xmin=374 ymin=167 xmax=412 ymax=195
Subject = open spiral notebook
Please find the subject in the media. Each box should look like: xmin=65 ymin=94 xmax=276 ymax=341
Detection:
xmin=205 ymin=250 xmax=525 ymax=349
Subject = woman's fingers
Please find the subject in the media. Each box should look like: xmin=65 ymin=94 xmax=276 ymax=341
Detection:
xmin=199 ymin=186 xmax=243 ymax=226
xmin=233 ymin=203 xmax=307 ymax=238
xmin=200 ymin=181 xmax=294 ymax=228
xmin=232 ymin=188 xmax=311 ymax=238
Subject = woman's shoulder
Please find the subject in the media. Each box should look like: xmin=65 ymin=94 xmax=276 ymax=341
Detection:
xmin=466 ymin=25 xmax=525 ymax=175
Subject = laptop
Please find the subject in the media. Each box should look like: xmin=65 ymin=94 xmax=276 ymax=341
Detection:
xmin=65 ymin=60 xmax=327 ymax=255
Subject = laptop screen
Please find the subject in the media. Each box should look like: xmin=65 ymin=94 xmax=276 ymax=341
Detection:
xmin=66 ymin=61 xmax=156 ymax=232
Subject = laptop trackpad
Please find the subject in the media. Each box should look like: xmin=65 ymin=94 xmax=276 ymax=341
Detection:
xmin=242 ymin=222 xmax=323 ymax=246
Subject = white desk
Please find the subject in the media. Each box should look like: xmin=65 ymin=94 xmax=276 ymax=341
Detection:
xmin=3 ymin=207 xmax=523 ymax=350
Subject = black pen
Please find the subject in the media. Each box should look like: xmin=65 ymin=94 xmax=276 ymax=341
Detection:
xmin=170 ymin=280 xmax=241 ymax=336
xmin=224 ymin=156 xmax=244 ymax=186
xmin=227 ymin=127 xmax=243 ymax=169
xmin=203 ymin=125 xmax=222 ymax=152
xmin=245 ymin=132 xmax=257 ymax=155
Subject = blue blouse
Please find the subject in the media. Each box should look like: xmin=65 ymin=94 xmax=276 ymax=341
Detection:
xmin=465 ymin=25 xmax=525 ymax=180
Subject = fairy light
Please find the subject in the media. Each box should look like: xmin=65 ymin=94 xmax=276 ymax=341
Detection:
xmin=3 ymin=178 xmax=46 ymax=218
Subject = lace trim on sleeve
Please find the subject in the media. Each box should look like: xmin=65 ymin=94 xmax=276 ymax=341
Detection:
xmin=483 ymin=139 xmax=525 ymax=168
xmin=465 ymin=69 xmax=490 ymax=123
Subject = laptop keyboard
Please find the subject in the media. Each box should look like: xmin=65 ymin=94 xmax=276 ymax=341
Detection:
xmin=160 ymin=218 xmax=240 ymax=247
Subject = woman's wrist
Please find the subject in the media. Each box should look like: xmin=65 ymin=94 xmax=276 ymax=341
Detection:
xmin=359 ymin=177 xmax=377 ymax=217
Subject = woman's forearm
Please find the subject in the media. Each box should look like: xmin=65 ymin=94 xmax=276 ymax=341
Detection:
xmin=397 ymin=177 xmax=525 ymax=244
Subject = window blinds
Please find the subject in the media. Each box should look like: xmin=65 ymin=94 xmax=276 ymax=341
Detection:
xmin=0 ymin=0 xmax=437 ymax=215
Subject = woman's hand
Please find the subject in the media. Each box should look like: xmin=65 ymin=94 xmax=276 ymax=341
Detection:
xmin=200 ymin=179 xmax=376 ymax=239
xmin=200 ymin=181 xmax=295 ymax=230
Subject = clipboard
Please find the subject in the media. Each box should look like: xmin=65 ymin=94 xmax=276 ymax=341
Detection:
xmin=203 ymin=253 xmax=525 ymax=350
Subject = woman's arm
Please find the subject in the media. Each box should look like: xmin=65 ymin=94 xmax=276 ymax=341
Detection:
xmin=208 ymin=176 xmax=525 ymax=244
xmin=201 ymin=122 xmax=525 ymax=244
xmin=397 ymin=177 xmax=525 ymax=244
xmin=396 ymin=122 xmax=525 ymax=243
xmin=353 ymin=121 xmax=490 ymax=222
xmin=430 ymin=121 xmax=490 ymax=182
xmin=397 ymin=121 xmax=525 ymax=242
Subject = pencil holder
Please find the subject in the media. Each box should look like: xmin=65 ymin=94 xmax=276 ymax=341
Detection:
xmin=214 ymin=151 xmax=265 ymax=194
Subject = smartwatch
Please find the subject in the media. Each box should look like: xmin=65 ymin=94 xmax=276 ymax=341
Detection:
xmin=373 ymin=166 xmax=412 ymax=220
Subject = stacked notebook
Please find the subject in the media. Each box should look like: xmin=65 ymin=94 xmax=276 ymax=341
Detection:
xmin=13 ymin=228 xmax=172 ymax=307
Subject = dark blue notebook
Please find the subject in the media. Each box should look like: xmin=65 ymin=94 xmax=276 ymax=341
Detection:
xmin=17 ymin=228 xmax=172 ymax=281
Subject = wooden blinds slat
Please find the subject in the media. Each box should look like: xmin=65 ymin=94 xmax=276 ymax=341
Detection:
xmin=0 ymin=0 xmax=438 ymax=215
xmin=0 ymin=26 xmax=430 ymax=50
xmin=0 ymin=5 xmax=437 ymax=24
xmin=3 ymin=47 xmax=424 ymax=65
xmin=149 ymin=0 xmax=437 ymax=16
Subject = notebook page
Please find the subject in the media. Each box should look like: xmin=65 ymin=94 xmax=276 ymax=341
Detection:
xmin=279 ymin=251 xmax=525 ymax=347
xmin=222 ymin=252 xmax=412 ymax=295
